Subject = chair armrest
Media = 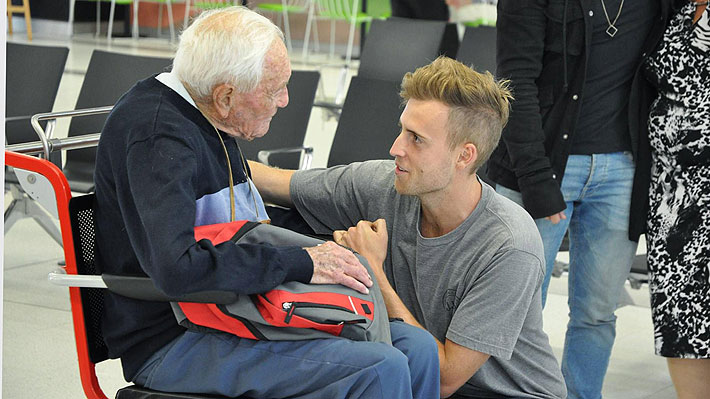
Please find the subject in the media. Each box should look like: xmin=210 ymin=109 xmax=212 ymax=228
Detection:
xmin=257 ymin=146 xmax=314 ymax=170
xmin=27 ymin=106 xmax=113 ymax=159
xmin=5 ymin=115 xmax=33 ymax=123
xmin=312 ymin=100 xmax=342 ymax=120
xmin=48 ymin=270 xmax=238 ymax=304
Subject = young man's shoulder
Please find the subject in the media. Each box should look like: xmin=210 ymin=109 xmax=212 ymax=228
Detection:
xmin=295 ymin=159 xmax=399 ymax=199
xmin=477 ymin=183 xmax=545 ymax=259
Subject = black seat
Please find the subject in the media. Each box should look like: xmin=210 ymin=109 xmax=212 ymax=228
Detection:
xmin=314 ymin=17 xmax=457 ymax=120
xmin=5 ymin=42 xmax=69 ymax=245
xmin=327 ymin=76 xmax=403 ymax=167
xmin=455 ymin=25 xmax=498 ymax=186
xmin=237 ymin=70 xmax=320 ymax=169
xmin=5 ymin=42 xmax=69 ymax=147
xmin=456 ymin=25 xmax=497 ymax=76
xmin=63 ymin=50 xmax=173 ymax=193
xmin=358 ymin=17 xmax=457 ymax=83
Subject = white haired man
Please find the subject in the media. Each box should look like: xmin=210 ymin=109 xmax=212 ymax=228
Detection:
xmin=93 ymin=7 xmax=439 ymax=398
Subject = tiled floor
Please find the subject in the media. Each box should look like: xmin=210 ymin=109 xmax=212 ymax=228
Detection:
xmin=3 ymin=26 xmax=677 ymax=399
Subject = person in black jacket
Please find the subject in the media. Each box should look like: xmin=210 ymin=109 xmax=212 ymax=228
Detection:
xmin=390 ymin=0 xmax=449 ymax=20
xmin=93 ymin=6 xmax=440 ymax=398
xmin=490 ymin=1 xmax=672 ymax=398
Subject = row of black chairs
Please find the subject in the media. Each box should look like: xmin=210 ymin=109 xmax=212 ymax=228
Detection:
xmin=316 ymin=18 xmax=496 ymax=112
xmin=5 ymin=44 xmax=176 ymax=248
xmin=359 ymin=19 xmax=496 ymax=82
xmin=5 ymin=43 xmax=70 ymax=246
xmin=6 ymin=18 xmax=497 ymax=214
xmin=6 ymin=17 xmax=497 ymax=172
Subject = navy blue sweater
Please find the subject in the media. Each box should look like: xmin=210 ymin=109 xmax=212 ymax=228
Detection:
xmin=94 ymin=76 xmax=313 ymax=380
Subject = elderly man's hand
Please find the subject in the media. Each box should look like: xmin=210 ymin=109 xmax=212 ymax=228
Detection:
xmin=333 ymin=219 xmax=388 ymax=272
xmin=304 ymin=241 xmax=373 ymax=294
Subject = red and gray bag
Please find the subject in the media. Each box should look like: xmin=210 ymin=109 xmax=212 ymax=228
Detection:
xmin=170 ymin=221 xmax=392 ymax=344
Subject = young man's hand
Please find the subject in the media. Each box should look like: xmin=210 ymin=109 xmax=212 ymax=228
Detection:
xmin=333 ymin=219 xmax=388 ymax=273
xmin=545 ymin=211 xmax=567 ymax=224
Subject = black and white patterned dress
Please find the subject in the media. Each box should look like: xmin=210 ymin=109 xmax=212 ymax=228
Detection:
xmin=644 ymin=2 xmax=710 ymax=359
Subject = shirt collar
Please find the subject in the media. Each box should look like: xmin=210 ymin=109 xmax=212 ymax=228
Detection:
xmin=155 ymin=71 xmax=198 ymax=109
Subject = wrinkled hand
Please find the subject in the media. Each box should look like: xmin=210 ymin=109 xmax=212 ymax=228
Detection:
xmin=305 ymin=241 xmax=373 ymax=294
xmin=545 ymin=211 xmax=567 ymax=225
xmin=333 ymin=219 xmax=388 ymax=270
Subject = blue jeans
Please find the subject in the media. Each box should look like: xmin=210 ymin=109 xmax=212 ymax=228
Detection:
xmin=133 ymin=320 xmax=440 ymax=399
xmin=496 ymin=152 xmax=639 ymax=399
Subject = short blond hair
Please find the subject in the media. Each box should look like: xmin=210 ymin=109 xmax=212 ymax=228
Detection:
xmin=400 ymin=57 xmax=513 ymax=173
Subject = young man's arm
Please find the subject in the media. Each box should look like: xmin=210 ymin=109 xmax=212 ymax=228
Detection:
xmin=335 ymin=220 xmax=491 ymax=398
xmin=247 ymin=160 xmax=295 ymax=208
xmin=379 ymin=269 xmax=491 ymax=398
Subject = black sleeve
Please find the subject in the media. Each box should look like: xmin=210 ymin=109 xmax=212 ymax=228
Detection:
xmin=497 ymin=0 xmax=566 ymax=218
xmin=122 ymin=134 xmax=313 ymax=297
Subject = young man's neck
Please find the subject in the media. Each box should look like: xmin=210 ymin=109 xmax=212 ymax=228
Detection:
xmin=419 ymin=174 xmax=482 ymax=238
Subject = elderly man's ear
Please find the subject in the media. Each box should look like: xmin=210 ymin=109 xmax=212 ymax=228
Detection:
xmin=212 ymin=83 xmax=237 ymax=119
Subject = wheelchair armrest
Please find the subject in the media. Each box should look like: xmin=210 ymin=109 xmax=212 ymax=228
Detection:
xmin=48 ymin=271 xmax=238 ymax=304
xmin=257 ymin=146 xmax=314 ymax=170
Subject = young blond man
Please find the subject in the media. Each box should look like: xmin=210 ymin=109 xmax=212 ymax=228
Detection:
xmin=252 ymin=57 xmax=567 ymax=399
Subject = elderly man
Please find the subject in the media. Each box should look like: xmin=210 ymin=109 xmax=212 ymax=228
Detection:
xmin=93 ymin=7 xmax=439 ymax=399
xmin=251 ymin=57 xmax=567 ymax=399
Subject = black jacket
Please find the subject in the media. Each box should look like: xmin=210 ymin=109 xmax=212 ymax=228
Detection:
xmin=488 ymin=0 xmax=673 ymax=241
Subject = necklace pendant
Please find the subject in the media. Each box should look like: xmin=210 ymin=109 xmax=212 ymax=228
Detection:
xmin=606 ymin=25 xmax=618 ymax=37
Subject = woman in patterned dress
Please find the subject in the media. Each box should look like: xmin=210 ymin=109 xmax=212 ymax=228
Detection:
xmin=644 ymin=0 xmax=710 ymax=397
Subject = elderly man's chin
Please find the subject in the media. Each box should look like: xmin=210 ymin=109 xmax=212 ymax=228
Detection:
xmin=236 ymin=118 xmax=273 ymax=141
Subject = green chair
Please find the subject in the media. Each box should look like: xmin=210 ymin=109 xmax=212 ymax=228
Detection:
xmin=256 ymin=0 xmax=318 ymax=54
xmin=184 ymin=0 xmax=238 ymax=31
xmin=304 ymin=0 xmax=372 ymax=62
xmin=363 ymin=0 xmax=390 ymax=19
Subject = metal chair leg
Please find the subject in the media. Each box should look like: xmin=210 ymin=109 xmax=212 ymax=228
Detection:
xmin=4 ymin=186 xmax=63 ymax=247
xmin=96 ymin=0 xmax=101 ymax=37
xmin=281 ymin=0 xmax=293 ymax=53
xmin=302 ymin=0 xmax=315 ymax=61
xmin=167 ymin=0 xmax=175 ymax=42
xmin=108 ymin=0 xmax=117 ymax=41
xmin=27 ymin=197 xmax=64 ymax=246
xmin=132 ymin=0 xmax=140 ymax=39
xmin=183 ymin=0 xmax=191 ymax=30
xmin=157 ymin=2 xmax=163 ymax=37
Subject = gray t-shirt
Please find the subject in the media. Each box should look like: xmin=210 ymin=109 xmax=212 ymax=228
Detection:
xmin=291 ymin=161 xmax=566 ymax=399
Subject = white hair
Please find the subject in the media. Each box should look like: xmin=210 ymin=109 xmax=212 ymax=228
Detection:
xmin=172 ymin=6 xmax=284 ymax=100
